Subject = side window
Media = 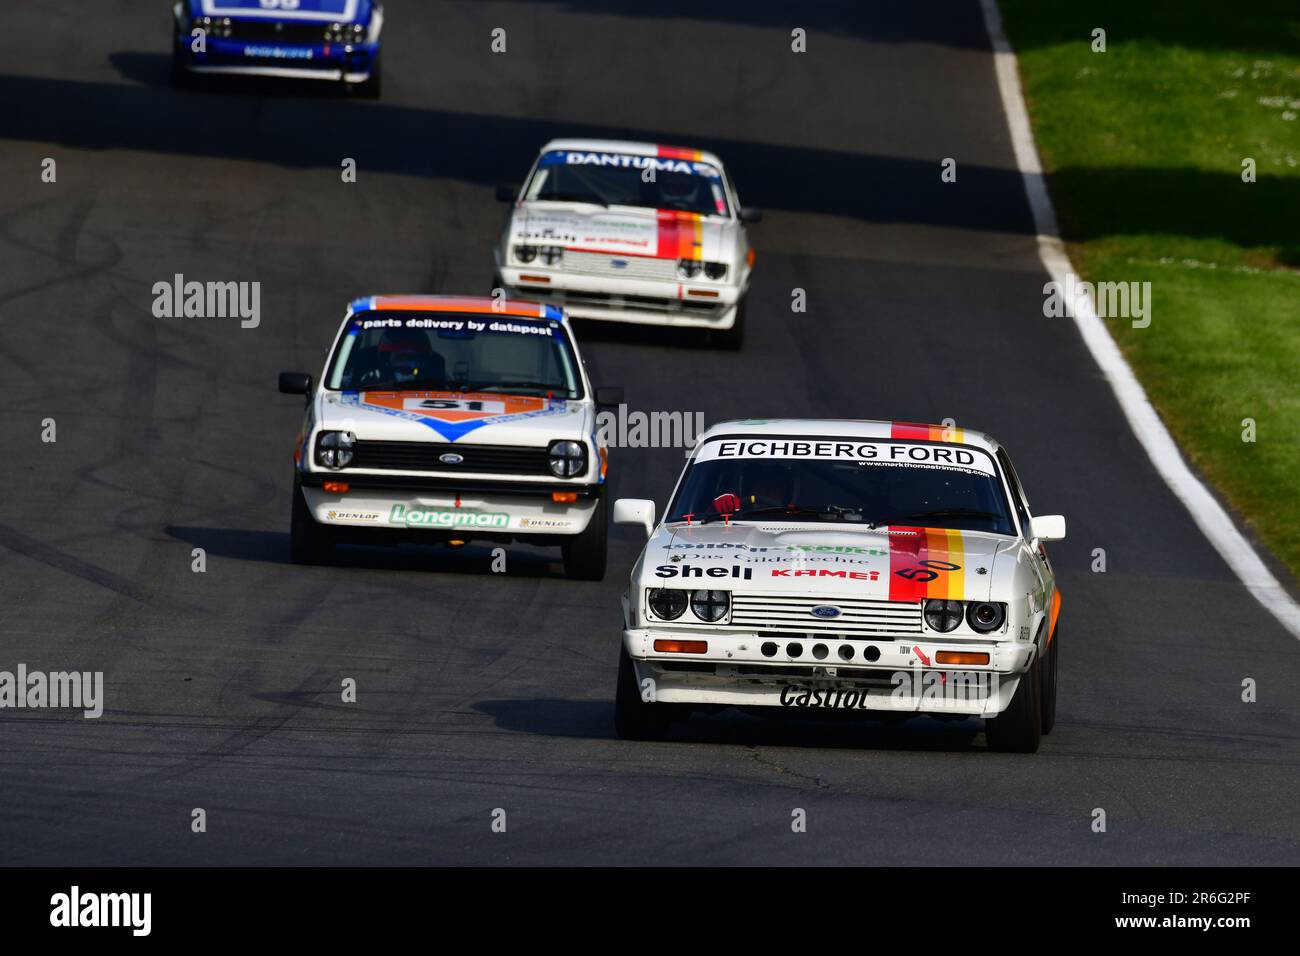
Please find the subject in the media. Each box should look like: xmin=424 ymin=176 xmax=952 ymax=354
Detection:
xmin=996 ymin=449 xmax=1032 ymax=535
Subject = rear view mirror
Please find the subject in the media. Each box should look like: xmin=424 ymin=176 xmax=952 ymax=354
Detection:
xmin=613 ymin=498 xmax=656 ymax=539
xmin=1030 ymin=515 xmax=1066 ymax=541
xmin=595 ymin=386 xmax=624 ymax=407
xmin=278 ymin=371 xmax=312 ymax=395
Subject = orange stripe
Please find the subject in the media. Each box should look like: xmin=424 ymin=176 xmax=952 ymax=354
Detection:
xmin=369 ymin=295 xmax=545 ymax=317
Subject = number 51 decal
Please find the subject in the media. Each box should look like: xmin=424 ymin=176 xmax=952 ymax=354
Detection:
xmin=894 ymin=559 xmax=961 ymax=583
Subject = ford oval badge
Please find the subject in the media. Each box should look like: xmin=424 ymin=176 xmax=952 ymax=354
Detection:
xmin=810 ymin=605 xmax=842 ymax=619
xmin=610 ymin=259 xmax=628 ymax=269
xmin=439 ymin=453 xmax=464 ymax=465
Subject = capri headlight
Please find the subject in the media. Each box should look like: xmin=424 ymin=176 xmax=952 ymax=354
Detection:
xmin=514 ymin=244 xmax=538 ymax=263
xmin=966 ymin=602 xmax=1006 ymax=633
xmin=547 ymin=440 xmax=586 ymax=478
xmin=647 ymin=588 xmax=687 ymax=621
xmin=540 ymin=245 xmax=564 ymax=266
xmin=316 ymin=431 xmax=355 ymax=469
xmin=690 ymin=589 xmax=730 ymax=623
xmin=923 ymin=598 xmax=964 ymax=633
xmin=702 ymin=261 xmax=728 ymax=280
xmin=676 ymin=258 xmax=702 ymax=279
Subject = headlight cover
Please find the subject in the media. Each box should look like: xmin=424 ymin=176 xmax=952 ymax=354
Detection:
xmin=702 ymin=261 xmax=728 ymax=280
xmin=316 ymin=431 xmax=355 ymax=469
xmin=967 ymin=602 xmax=1006 ymax=633
xmin=647 ymin=588 xmax=687 ymax=621
xmin=547 ymin=440 xmax=586 ymax=478
xmin=676 ymin=258 xmax=702 ymax=279
xmin=514 ymin=244 xmax=538 ymax=264
xmin=923 ymin=598 xmax=964 ymax=633
xmin=690 ymin=589 xmax=730 ymax=623
xmin=539 ymin=245 xmax=563 ymax=266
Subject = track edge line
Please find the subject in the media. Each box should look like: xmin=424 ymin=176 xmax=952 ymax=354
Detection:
xmin=979 ymin=0 xmax=1300 ymax=640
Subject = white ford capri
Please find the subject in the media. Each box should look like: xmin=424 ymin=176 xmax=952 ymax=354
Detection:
xmin=613 ymin=419 xmax=1066 ymax=752
xmin=277 ymin=295 xmax=619 ymax=579
xmin=492 ymin=138 xmax=760 ymax=349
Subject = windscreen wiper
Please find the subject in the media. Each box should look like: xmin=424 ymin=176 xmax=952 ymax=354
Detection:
xmin=866 ymin=508 xmax=1002 ymax=530
xmin=537 ymin=191 xmax=610 ymax=208
xmin=355 ymin=380 xmax=468 ymax=392
xmin=465 ymin=381 xmax=571 ymax=396
xmin=733 ymin=506 xmax=842 ymax=521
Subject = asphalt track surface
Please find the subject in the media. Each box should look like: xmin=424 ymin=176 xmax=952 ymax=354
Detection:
xmin=1 ymin=0 xmax=1297 ymax=866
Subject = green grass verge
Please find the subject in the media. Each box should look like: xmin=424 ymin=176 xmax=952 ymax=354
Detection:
xmin=999 ymin=0 xmax=1300 ymax=579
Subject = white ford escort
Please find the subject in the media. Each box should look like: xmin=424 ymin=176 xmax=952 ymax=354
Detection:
xmin=278 ymin=295 xmax=619 ymax=579
xmin=613 ymin=419 xmax=1066 ymax=752
xmin=492 ymin=139 xmax=760 ymax=349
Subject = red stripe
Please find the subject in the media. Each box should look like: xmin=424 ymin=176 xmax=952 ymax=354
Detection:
xmin=887 ymin=526 xmax=930 ymax=601
xmin=655 ymin=210 xmax=698 ymax=260
xmin=890 ymin=421 xmax=934 ymax=441
xmin=656 ymin=145 xmax=698 ymax=160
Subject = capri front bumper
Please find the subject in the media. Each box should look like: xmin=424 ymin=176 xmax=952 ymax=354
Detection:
xmin=622 ymin=627 xmax=1035 ymax=717
xmin=496 ymin=258 xmax=744 ymax=329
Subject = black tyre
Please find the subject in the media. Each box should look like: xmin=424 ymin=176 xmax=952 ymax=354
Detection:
xmin=710 ymin=299 xmax=746 ymax=351
xmin=562 ymin=496 xmax=607 ymax=580
xmin=353 ymin=53 xmax=382 ymax=99
xmin=1040 ymin=626 xmax=1059 ymax=735
xmin=170 ymin=47 xmax=193 ymax=89
xmin=289 ymin=477 xmax=334 ymax=564
xmin=985 ymin=646 xmax=1042 ymax=753
xmin=614 ymin=645 xmax=675 ymax=741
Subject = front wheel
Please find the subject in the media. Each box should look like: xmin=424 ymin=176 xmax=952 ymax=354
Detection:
xmin=1040 ymin=627 xmax=1058 ymax=735
xmin=289 ymin=477 xmax=335 ymax=564
xmin=170 ymin=46 xmax=193 ymax=89
xmin=351 ymin=53 xmax=382 ymax=99
xmin=614 ymin=646 xmax=677 ymax=741
xmin=985 ymin=647 xmax=1042 ymax=753
xmin=562 ymin=496 xmax=607 ymax=580
xmin=709 ymin=300 xmax=746 ymax=351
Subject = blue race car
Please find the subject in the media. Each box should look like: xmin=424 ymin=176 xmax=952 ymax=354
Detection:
xmin=171 ymin=0 xmax=383 ymax=97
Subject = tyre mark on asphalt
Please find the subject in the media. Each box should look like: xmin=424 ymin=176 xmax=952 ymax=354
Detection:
xmin=744 ymin=746 xmax=835 ymax=791
xmin=0 ymin=521 xmax=153 ymax=603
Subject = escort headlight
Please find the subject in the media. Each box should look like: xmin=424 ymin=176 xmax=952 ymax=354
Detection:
xmin=676 ymin=259 xmax=702 ymax=279
xmin=547 ymin=440 xmax=586 ymax=478
xmin=195 ymin=16 xmax=232 ymax=38
xmin=316 ymin=431 xmax=355 ymax=469
xmin=324 ymin=22 xmax=366 ymax=44
xmin=540 ymin=245 xmax=564 ymax=266
xmin=967 ymin=602 xmax=1006 ymax=633
xmin=647 ymin=589 xmax=688 ymax=621
xmin=514 ymin=244 xmax=538 ymax=264
xmin=923 ymin=598 xmax=964 ymax=633
xmin=690 ymin=589 xmax=730 ymax=623
xmin=702 ymin=261 xmax=728 ymax=280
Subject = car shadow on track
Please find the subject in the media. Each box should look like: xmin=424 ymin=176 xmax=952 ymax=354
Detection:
xmin=19 ymin=56 xmax=1035 ymax=237
xmin=166 ymin=525 xmax=564 ymax=577
xmin=474 ymin=698 xmax=987 ymax=752
xmin=111 ymin=51 xmax=367 ymax=100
